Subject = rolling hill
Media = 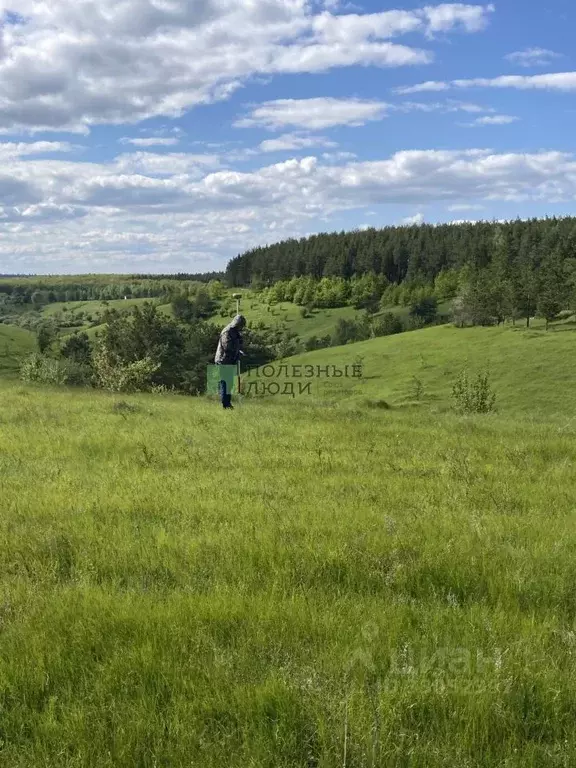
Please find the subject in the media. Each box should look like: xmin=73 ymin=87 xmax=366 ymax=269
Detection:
xmin=243 ymin=321 xmax=576 ymax=423
xmin=0 ymin=324 xmax=36 ymax=375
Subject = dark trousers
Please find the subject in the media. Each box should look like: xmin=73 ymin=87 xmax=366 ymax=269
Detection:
xmin=218 ymin=379 xmax=233 ymax=409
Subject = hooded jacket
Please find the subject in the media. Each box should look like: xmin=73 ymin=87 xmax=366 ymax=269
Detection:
xmin=214 ymin=314 xmax=246 ymax=365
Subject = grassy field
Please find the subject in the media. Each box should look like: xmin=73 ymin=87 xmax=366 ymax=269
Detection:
xmin=42 ymin=297 xmax=154 ymax=318
xmin=0 ymin=324 xmax=36 ymax=375
xmin=2 ymin=324 xmax=576 ymax=766
xmin=249 ymin=322 xmax=576 ymax=421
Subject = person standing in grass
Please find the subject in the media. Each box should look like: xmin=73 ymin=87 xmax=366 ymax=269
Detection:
xmin=214 ymin=314 xmax=246 ymax=409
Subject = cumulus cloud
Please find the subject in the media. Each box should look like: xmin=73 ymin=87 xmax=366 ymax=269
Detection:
xmin=401 ymin=212 xmax=425 ymax=225
xmin=0 ymin=1 xmax=494 ymax=133
xmin=2 ymin=145 xmax=576 ymax=271
xmin=396 ymin=72 xmax=576 ymax=94
xmin=423 ymin=2 xmax=494 ymax=35
xmin=259 ymin=133 xmax=337 ymax=152
xmin=0 ymin=141 xmax=75 ymax=159
xmin=236 ymin=97 xmax=391 ymax=130
xmin=505 ymin=48 xmax=562 ymax=68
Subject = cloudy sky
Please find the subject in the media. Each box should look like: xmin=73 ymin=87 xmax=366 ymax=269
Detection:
xmin=0 ymin=0 xmax=574 ymax=274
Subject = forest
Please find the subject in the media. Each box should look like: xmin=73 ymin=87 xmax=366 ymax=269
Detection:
xmin=226 ymin=216 xmax=576 ymax=285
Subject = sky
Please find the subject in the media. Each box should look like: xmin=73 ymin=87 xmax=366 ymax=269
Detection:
xmin=0 ymin=0 xmax=575 ymax=275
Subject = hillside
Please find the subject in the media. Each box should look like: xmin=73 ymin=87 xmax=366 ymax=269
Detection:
xmin=11 ymin=289 xmax=399 ymax=348
xmin=0 ymin=324 xmax=36 ymax=374
xmin=244 ymin=322 xmax=576 ymax=421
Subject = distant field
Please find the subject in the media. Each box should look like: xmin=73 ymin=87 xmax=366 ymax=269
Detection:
xmin=0 ymin=324 xmax=36 ymax=374
xmin=42 ymin=297 xmax=153 ymax=317
xmin=8 ymin=289 xmax=456 ymax=349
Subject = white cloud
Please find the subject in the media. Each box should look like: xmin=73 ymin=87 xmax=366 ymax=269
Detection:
xmin=395 ymin=81 xmax=451 ymax=94
xmin=467 ymin=114 xmax=519 ymax=126
xmin=396 ymin=72 xmax=576 ymax=94
xmin=423 ymin=2 xmax=495 ymax=35
xmin=114 ymin=152 xmax=220 ymax=176
xmin=240 ymin=96 xmax=496 ymax=133
xmin=0 ymin=141 xmax=75 ymax=159
xmin=120 ymin=137 xmax=180 ymax=147
xmin=259 ymin=133 xmax=337 ymax=152
xmin=394 ymin=99 xmax=496 ymax=114
xmin=0 ymin=2 xmax=494 ymax=133
xmin=401 ymin=212 xmax=425 ymax=225
xmin=3 ymin=145 xmax=576 ymax=272
xmin=236 ymin=97 xmax=391 ymax=130
xmin=505 ymin=48 xmax=561 ymax=68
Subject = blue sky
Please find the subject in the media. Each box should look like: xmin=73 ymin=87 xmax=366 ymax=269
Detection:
xmin=0 ymin=0 xmax=574 ymax=274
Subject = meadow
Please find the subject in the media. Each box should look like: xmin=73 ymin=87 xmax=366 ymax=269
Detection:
xmin=247 ymin=322 xmax=576 ymax=420
xmin=2 ymin=323 xmax=576 ymax=766
xmin=0 ymin=324 xmax=36 ymax=376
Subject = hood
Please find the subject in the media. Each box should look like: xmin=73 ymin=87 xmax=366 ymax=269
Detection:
xmin=230 ymin=314 xmax=246 ymax=329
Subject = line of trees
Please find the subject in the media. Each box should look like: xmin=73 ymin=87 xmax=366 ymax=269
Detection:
xmin=260 ymin=270 xmax=460 ymax=312
xmin=0 ymin=278 xmax=229 ymax=312
xmin=242 ymin=225 xmax=576 ymax=330
xmin=225 ymin=217 xmax=576 ymax=289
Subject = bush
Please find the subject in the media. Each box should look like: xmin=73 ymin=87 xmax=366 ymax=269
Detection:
xmin=452 ymin=369 xmax=496 ymax=414
xmin=371 ymin=312 xmax=404 ymax=337
xmin=409 ymin=295 xmax=438 ymax=326
xmin=61 ymin=362 xmax=94 ymax=387
xmin=331 ymin=318 xmax=370 ymax=347
xmin=21 ymin=354 xmax=96 ymax=387
xmin=92 ymin=345 xmax=161 ymax=393
xmin=20 ymin=354 xmax=65 ymax=386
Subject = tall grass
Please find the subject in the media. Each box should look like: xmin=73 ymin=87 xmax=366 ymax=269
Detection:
xmin=1 ymin=379 xmax=576 ymax=766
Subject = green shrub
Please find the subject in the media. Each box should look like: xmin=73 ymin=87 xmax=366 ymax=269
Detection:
xmin=452 ymin=369 xmax=496 ymax=414
xmin=92 ymin=345 xmax=161 ymax=393
xmin=371 ymin=312 xmax=404 ymax=337
xmin=20 ymin=354 xmax=67 ymax=386
xmin=20 ymin=354 xmax=94 ymax=387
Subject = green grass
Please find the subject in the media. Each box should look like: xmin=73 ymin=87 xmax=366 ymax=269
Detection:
xmin=250 ymin=322 xmax=576 ymax=421
xmin=42 ymin=297 xmax=153 ymax=318
xmin=238 ymin=300 xmax=359 ymax=340
xmin=0 ymin=323 xmax=36 ymax=374
xmin=2 ymin=322 xmax=576 ymax=765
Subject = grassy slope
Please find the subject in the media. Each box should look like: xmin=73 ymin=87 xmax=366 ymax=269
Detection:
xmin=42 ymin=297 xmax=152 ymax=317
xmin=1 ymin=326 xmax=576 ymax=765
xmin=28 ymin=288 xmax=454 ymax=346
xmin=250 ymin=323 xmax=576 ymax=422
xmin=0 ymin=324 xmax=36 ymax=374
